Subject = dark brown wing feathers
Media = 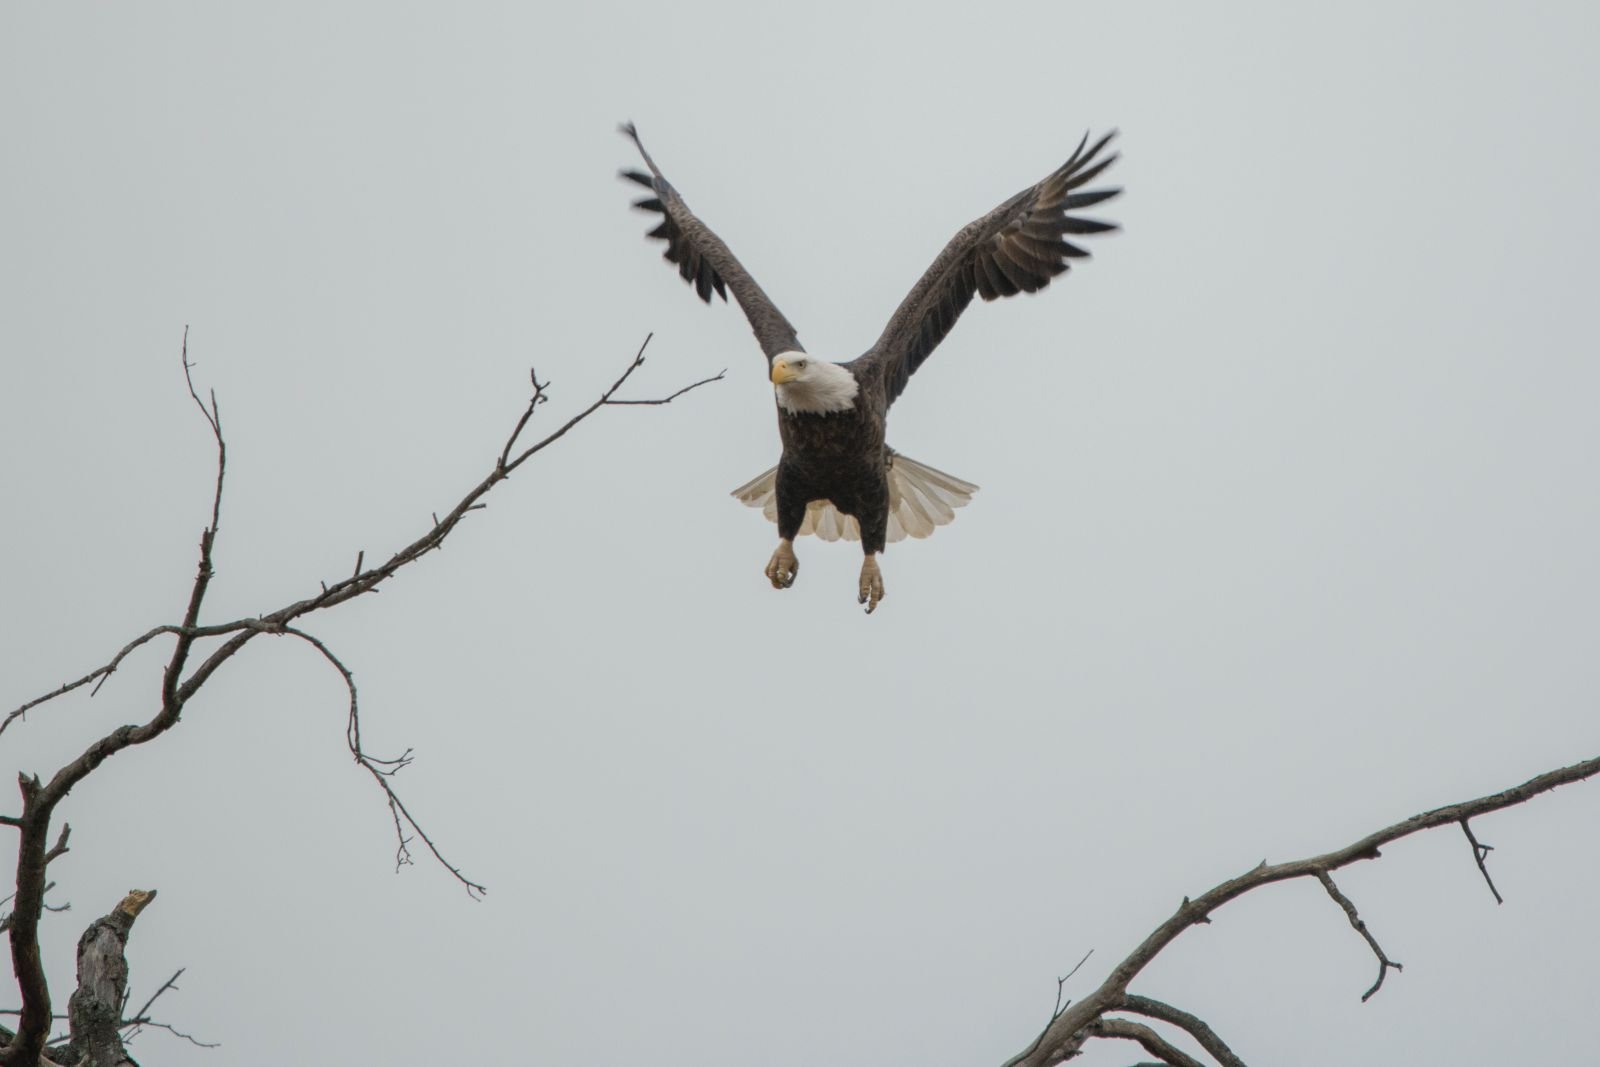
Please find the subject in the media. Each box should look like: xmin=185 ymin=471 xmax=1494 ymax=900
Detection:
xmin=618 ymin=124 xmax=1118 ymax=391
xmin=620 ymin=124 xmax=802 ymax=360
xmin=623 ymin=173 xmax=730 ymax=303
xmin=866 ymin=130 xmax=1121 ymax=404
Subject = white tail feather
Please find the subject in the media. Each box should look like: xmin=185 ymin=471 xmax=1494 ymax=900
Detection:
xmin=729 ymin=453 xmax=978 ymax=543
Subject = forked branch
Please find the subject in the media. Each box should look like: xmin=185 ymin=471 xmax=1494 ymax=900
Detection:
xmin=1459 ymin=818 xmax=1503 ymax=904
xmin=2 ymin=331 xmax=718 ymax=1063
xmin=999 ymin=753 xmax=1600 ymax=1067
xmin=1314 ymin=870 xmax=1401 ymax=1002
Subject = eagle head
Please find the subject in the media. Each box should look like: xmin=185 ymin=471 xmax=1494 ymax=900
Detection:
xmin=771 ymin=352 xmax=859 ymax=415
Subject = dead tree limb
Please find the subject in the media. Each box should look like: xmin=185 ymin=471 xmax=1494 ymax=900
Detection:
xmin=1313 ymin=870 xmax=1401 ymax=1001
xmin=64 ymin=890 xmax=156 ymax=1067
xmin=119 ymin=967 xmax=215 ymax=1051
xmin=1 ymin=330 xmax=717 ymax=1066
xmin=1084 ymin=1018 xmax=1207 ymax=1067
xmin=1458 ymin=818 xmax=1503 ymax=904
xmin=1117 ymin=996 xmax=1246 ymax=1067
xmin=999 ymin=753 xmax=1600 ymax=1067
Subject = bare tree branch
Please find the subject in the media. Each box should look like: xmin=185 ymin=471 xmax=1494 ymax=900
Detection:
xmin=120 ymin=1017 xmax=217 ymax=1050
xmin=0 ymin=626 xmax=183 ymax=739
xmin=1118 ymin=995 xmax=1247 ymax=1067
xmin=1459 ymin=818 xmax=1503 ymax=904
xmin=1012 ymin=950 xmax=1096 ymax=1066
xmin=42 ymin=830 xmax=68 ymax=868
xmin=282 ymin=626 xmax=486 ymax=898
xmin=179 ymin=325 xmax=225 ymax=536
xmin=498 ymin=366 xmax=553 ymax=470
xmin=121 ymin=968 xmax=182 ymax=1038
xmin=999 ymin=754 xmax=1600 ymax=1067
xmin=1086 ymin=1018 xmax=1207 ymax=1067
xmin=2 ymin=331 xmax=717 ymax=1063
xmin=1314 ymin=870 xmax=1401 ymax=1001
xmin=0 ymin=883 xmax=65 ymax=939
xmin=604 ymin=368 xmax=727 ymax=405
xmin=8 ymin=333 xmax=718 ymax=730
xmin=118 ymin=966 xmax=216 ymax=1050
xmin=2 ymin=776 xmax=57 ymax=1066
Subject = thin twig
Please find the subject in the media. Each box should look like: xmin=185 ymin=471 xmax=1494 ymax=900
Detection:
xmin=0 ymin=882 xmax=65 ymax=936
xmin=123 ymin=968 xmax=184 ymax=1034
xmin=498 ymin=367 xmax=552 ymax=469
xmin=43 ymin=826 xmax=69 ymax=865
xmin=180 ymin=325 xmax=225 ymax=536
xmin=122 ymin=1017 xmax=219 ymax=1049
xmin=1014 ymin=949 xmax=1097 ymax=1066
xmin=1 ymin=626 xmax=182 ymax=737
xmin=1059 ymin=948 xmax=1095 ymax=990
xmin=281 ymin=625 xmax=486 ymax=899
xmin=1459 ymin=818 xmax=1504 ymax=904
xmin=1314 ymin=870 xmax=1402 ymax=1001
xmin=604 ymin=368 xmax=727 ymax=404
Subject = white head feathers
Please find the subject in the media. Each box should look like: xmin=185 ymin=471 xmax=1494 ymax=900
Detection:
xmin=770 ymin=352 xmax=859 ymax=415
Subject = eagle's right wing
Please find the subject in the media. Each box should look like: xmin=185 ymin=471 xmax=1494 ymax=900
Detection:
xmin=620 ymin=123 xmax=804 ymax=361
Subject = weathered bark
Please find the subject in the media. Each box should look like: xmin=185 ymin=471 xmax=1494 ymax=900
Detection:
xmin=1 ymin=787 xmax=68 ymax=1067
xmin=63 ymin=891 xmax=155 ymax=1067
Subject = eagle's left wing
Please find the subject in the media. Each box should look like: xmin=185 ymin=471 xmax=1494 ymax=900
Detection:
xmin=860 ymin=131 xmax=1121 ymax=405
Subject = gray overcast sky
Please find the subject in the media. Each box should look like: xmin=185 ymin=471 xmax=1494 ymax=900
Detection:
xmin=4 ymin=3 xmax=1598 ymax=1064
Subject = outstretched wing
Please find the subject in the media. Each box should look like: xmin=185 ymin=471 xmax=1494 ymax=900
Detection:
xmin=620 ymin=123 xmax=803 ymax=360
xmin=861 ymin=131 xmax=1120 ymax=404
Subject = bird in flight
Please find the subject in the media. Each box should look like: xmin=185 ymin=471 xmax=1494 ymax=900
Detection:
xmin=621 ymin=123 xmax=1119 ymax=613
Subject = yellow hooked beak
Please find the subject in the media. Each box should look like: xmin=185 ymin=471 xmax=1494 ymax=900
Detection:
xmin=770 ymin=357 xmax=800 ymax=385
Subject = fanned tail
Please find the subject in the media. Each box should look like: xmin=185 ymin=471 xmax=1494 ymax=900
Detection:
xmin=729 ymin=452 xmax=979 ymax=543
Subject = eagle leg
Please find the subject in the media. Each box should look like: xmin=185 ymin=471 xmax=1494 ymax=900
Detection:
xmin=765 ymin=539 xmax=799 ymax=590
xmin=858 ymin=555 xmax=884 ymax=614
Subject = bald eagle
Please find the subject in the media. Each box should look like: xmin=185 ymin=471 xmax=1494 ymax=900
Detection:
xmin=621 ymin=124 xmax=1119 ymax=613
